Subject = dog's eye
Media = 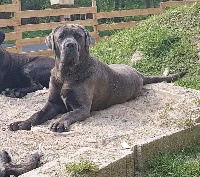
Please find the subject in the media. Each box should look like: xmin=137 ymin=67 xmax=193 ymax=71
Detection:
xmin=59 ymin=34 xmax=65 ymax=39
xmin=75 ymin=34 xmax=82 ymax=39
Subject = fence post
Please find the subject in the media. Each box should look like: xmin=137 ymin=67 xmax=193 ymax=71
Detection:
xmin=160 ymin=2 xmax=164 ymax=11
xmin=92 ymin=0 xmax=99 ymax=43
xmin=12 ymin=0 xmax=22 ymax=53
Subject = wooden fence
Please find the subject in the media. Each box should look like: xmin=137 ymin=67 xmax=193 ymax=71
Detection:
xmin=0 ymin=0 xmax=198 ymax=56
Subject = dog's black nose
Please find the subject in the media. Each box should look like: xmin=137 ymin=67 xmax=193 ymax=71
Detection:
xmin=66 ymin=43 xmax=75 ymax=49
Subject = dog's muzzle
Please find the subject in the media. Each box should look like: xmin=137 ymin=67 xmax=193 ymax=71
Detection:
xmin=60 ymin=40 xmax=79 ymax=66
xmin=62 ymin=38 xmax=79 ymax=54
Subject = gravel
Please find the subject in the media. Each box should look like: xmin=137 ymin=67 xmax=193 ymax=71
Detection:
xmin=0 ymin=83 xmax=199 ymax=176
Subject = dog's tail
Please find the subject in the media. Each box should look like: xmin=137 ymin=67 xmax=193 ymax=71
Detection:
xmin=142 ymin=71 xmax=187 ymax=85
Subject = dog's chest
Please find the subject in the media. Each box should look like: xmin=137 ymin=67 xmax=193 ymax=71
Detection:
xmin=60 ymin=82 xmax=77 ymax=106
xmin=60 ymin=82 xmax=70 ymax=98
xmin=60 ymin=83 xmax=70 ymax=107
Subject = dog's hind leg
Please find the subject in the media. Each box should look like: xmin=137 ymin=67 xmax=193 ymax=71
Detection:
xmin=1 ymin=81 xmax=44 ymax=98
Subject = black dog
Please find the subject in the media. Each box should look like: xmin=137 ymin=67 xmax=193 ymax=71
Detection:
xmin=9 ymin=24 xmax=186 ymax=133
xmin=0 ymin=31 xmax=55 ymax=98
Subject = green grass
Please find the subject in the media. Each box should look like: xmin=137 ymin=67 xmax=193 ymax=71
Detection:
xmin=91 ymin=3 xmax=200 ymax=90
xmin=65 ymin=161 xmax=98 ymax=177
xmin=23 ymin=30 xmax=51 ymax=39
xmin=144 ymin=145 xmax=200 ymax=177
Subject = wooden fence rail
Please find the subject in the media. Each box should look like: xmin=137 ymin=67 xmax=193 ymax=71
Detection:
xmin=0 ymin=0 xmax=199 ymax=56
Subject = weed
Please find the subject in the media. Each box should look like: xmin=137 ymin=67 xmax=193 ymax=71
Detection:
xmin=178 ymin=109 xmax=197 ymax=129
xmin=193 ymin=97 xmax=200 ymax=106
xmin=158 ymin=103 xmax=173 ymax=120
xmin=65 ymin=161 xmax=98 ymax=177
xmin=183 ymin=111 xmax=196 ymax=129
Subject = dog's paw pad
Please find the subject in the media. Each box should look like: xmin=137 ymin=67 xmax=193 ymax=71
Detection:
xmin=9 ymin=122 xmax=20 ymax=131
xmin=9 ymin=121 xmax=31 ymax=131
xmin=50 ymin=122 xmax=69 ymax=133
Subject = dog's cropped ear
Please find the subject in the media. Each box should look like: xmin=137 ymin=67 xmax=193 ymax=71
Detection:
xmin=45 ymin=26 xmax=61 ymax=51
xmin=0 ymin=31 xmax=5 ymax=45
xmin=78 ymin=25 xmax=95 ymax=52
xmin=45 ymin=32 xmax=53 ymax=50
xmin=83 ymin=27 xmax=95 ymax=46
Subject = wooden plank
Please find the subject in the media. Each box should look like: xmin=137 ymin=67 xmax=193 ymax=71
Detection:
xmin=160 ymin=1 xmax=198 ymax=8
xmin=5 ymin=32 xmax=18 ymax=41
xmin=4 ymin=46 xmax=18 ymax=53
xmin=90 ymin=31 xmax=99 ymax=39
xmin=16 ymin=19 xmax=97 ymax=32
xmin=97 ymin=36 xmax=110 ymax=42
xmin=0 ymin=19 xmax=18 ymax=27
xmin=16 ymin=7 xmax=96 ymax=18
xmin=23 ymin=43 xmax=96 ymax=56
xmin=96 ymin=8 xmax=163 ymax=19
xmin=0 ymin=4 xmax=18 ymax=12
xmin=23 ymin=49 xmax=53 ymax=56
xmin=18 ymin=37 xmax=47 ymax=46
xmin=97 ymin=21 xmax=140 ymax=31
xmin=17 ymin=31 xmax=98 ymax=47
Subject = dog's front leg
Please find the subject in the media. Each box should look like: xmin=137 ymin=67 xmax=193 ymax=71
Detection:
xmin=9 ymin=99 xmax=66 ymax=131
xmin=50 ymin=106 xmax=90 ymax=133
xmin=50 ymin=88 xmax=92 ymax=133
xmin=9 ymin=79 xmax=66 ymax=131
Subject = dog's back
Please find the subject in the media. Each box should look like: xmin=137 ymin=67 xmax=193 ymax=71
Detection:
xmin=0 ymin=48 xmax=54 ymax=89
xmin=89 ymin=58 xmax=143 ymax=111
xmin=0 ymin=31 xmax=55 ymax=97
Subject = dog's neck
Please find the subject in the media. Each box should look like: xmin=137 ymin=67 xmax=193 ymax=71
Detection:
xmin=54 ymin=54 xmax=95 ymax=83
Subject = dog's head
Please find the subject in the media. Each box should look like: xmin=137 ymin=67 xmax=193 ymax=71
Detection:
xmin=45 ymin=24 xmax=94 ymax=68
xmin=0 ymin=31 xmax=5 ymax=45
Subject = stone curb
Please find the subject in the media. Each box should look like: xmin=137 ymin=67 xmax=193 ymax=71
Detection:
xmin=20 ymin=124 xmax=200 ymax=177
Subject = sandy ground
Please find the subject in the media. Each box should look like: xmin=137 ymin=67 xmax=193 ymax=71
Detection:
xmin=0 ymin=82 xmax=199 ymax=176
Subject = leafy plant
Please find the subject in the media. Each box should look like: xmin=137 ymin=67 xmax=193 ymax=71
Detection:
xmin=193 ymin=97 xmax=200 ymax=106
xmin=65 ymin=161 xmax=98 ymax=177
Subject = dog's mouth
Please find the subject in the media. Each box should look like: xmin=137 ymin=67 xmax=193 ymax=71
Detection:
xmin=65 ymin=47 xmax=78 ymax=55
xmin=58 ymin=41 xmax=81 ymax=69
xmin=60 ymin=50 xmax=79 ymax=67
xmin=62 ymin=41 xmax=79 ymax=56
xmin=60 ymin=59 xmax=77 ymax=67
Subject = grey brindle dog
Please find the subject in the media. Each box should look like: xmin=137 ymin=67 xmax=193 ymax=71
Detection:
xmin=0 ymin=31 xmax=54 ymax=98
xmin=0 ymin=150 xmax=40 ymax=177
xmin=9 ymin=24 xmax=186 ymax=132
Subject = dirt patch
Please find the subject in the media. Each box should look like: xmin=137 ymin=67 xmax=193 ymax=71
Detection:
xmin=0 ymin=83 xmax=199 ymax=176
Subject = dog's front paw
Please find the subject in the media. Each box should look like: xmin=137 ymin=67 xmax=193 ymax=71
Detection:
xmin=9 ymin=121 xmax=31 ymax=131
xmin=50 ymin=121 xmax=70 ymax=133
